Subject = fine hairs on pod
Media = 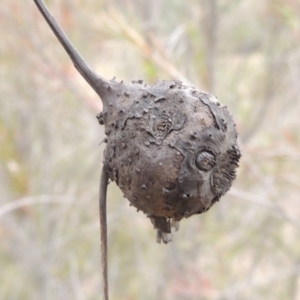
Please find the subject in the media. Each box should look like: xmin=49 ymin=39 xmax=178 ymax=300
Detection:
xmin=33 ymin=1 xmax=241 ymax=299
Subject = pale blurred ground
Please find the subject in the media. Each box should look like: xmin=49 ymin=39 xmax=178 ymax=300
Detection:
xmin=1 ymin=0 xmax=300 ymax=299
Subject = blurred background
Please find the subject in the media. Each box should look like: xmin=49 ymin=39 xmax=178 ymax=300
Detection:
xmin=1 ymin=0 xmax=300 ymax=299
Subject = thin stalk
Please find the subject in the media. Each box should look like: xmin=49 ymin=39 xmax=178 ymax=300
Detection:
xmin=99 ymin=165 xmax=109 ymax=300
xmin=33 ymin=0 xmax=110 ymax=99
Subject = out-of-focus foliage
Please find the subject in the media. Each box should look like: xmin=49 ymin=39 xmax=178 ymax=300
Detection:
xmin=1 ymin=0 xmax=300 ymax=299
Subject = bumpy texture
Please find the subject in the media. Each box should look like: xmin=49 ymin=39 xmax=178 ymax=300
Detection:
xmin=32 ymin=0 xmax=241 ymax=244
xmin=33 ymin=4 xmax=242 ymax=300
xmin=97 ymin=79 xmax=241 ymax=243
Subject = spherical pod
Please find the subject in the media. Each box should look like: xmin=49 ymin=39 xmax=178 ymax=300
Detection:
xmin=98 ymin=79 xmax=241 ymax=243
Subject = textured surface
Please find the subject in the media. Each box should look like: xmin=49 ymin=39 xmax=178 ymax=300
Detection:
xmin=98 ymin=79 xmax=241 ymax=242
xmin=32 ymin=0 xmax=241 ymax=244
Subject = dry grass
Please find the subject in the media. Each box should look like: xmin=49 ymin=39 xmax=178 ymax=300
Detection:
xmin=1 ymin=0 xmax=300 ymax=299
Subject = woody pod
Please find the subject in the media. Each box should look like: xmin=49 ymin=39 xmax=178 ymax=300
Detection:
xmin=33 ymin=0 xmax=241 ymax=298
